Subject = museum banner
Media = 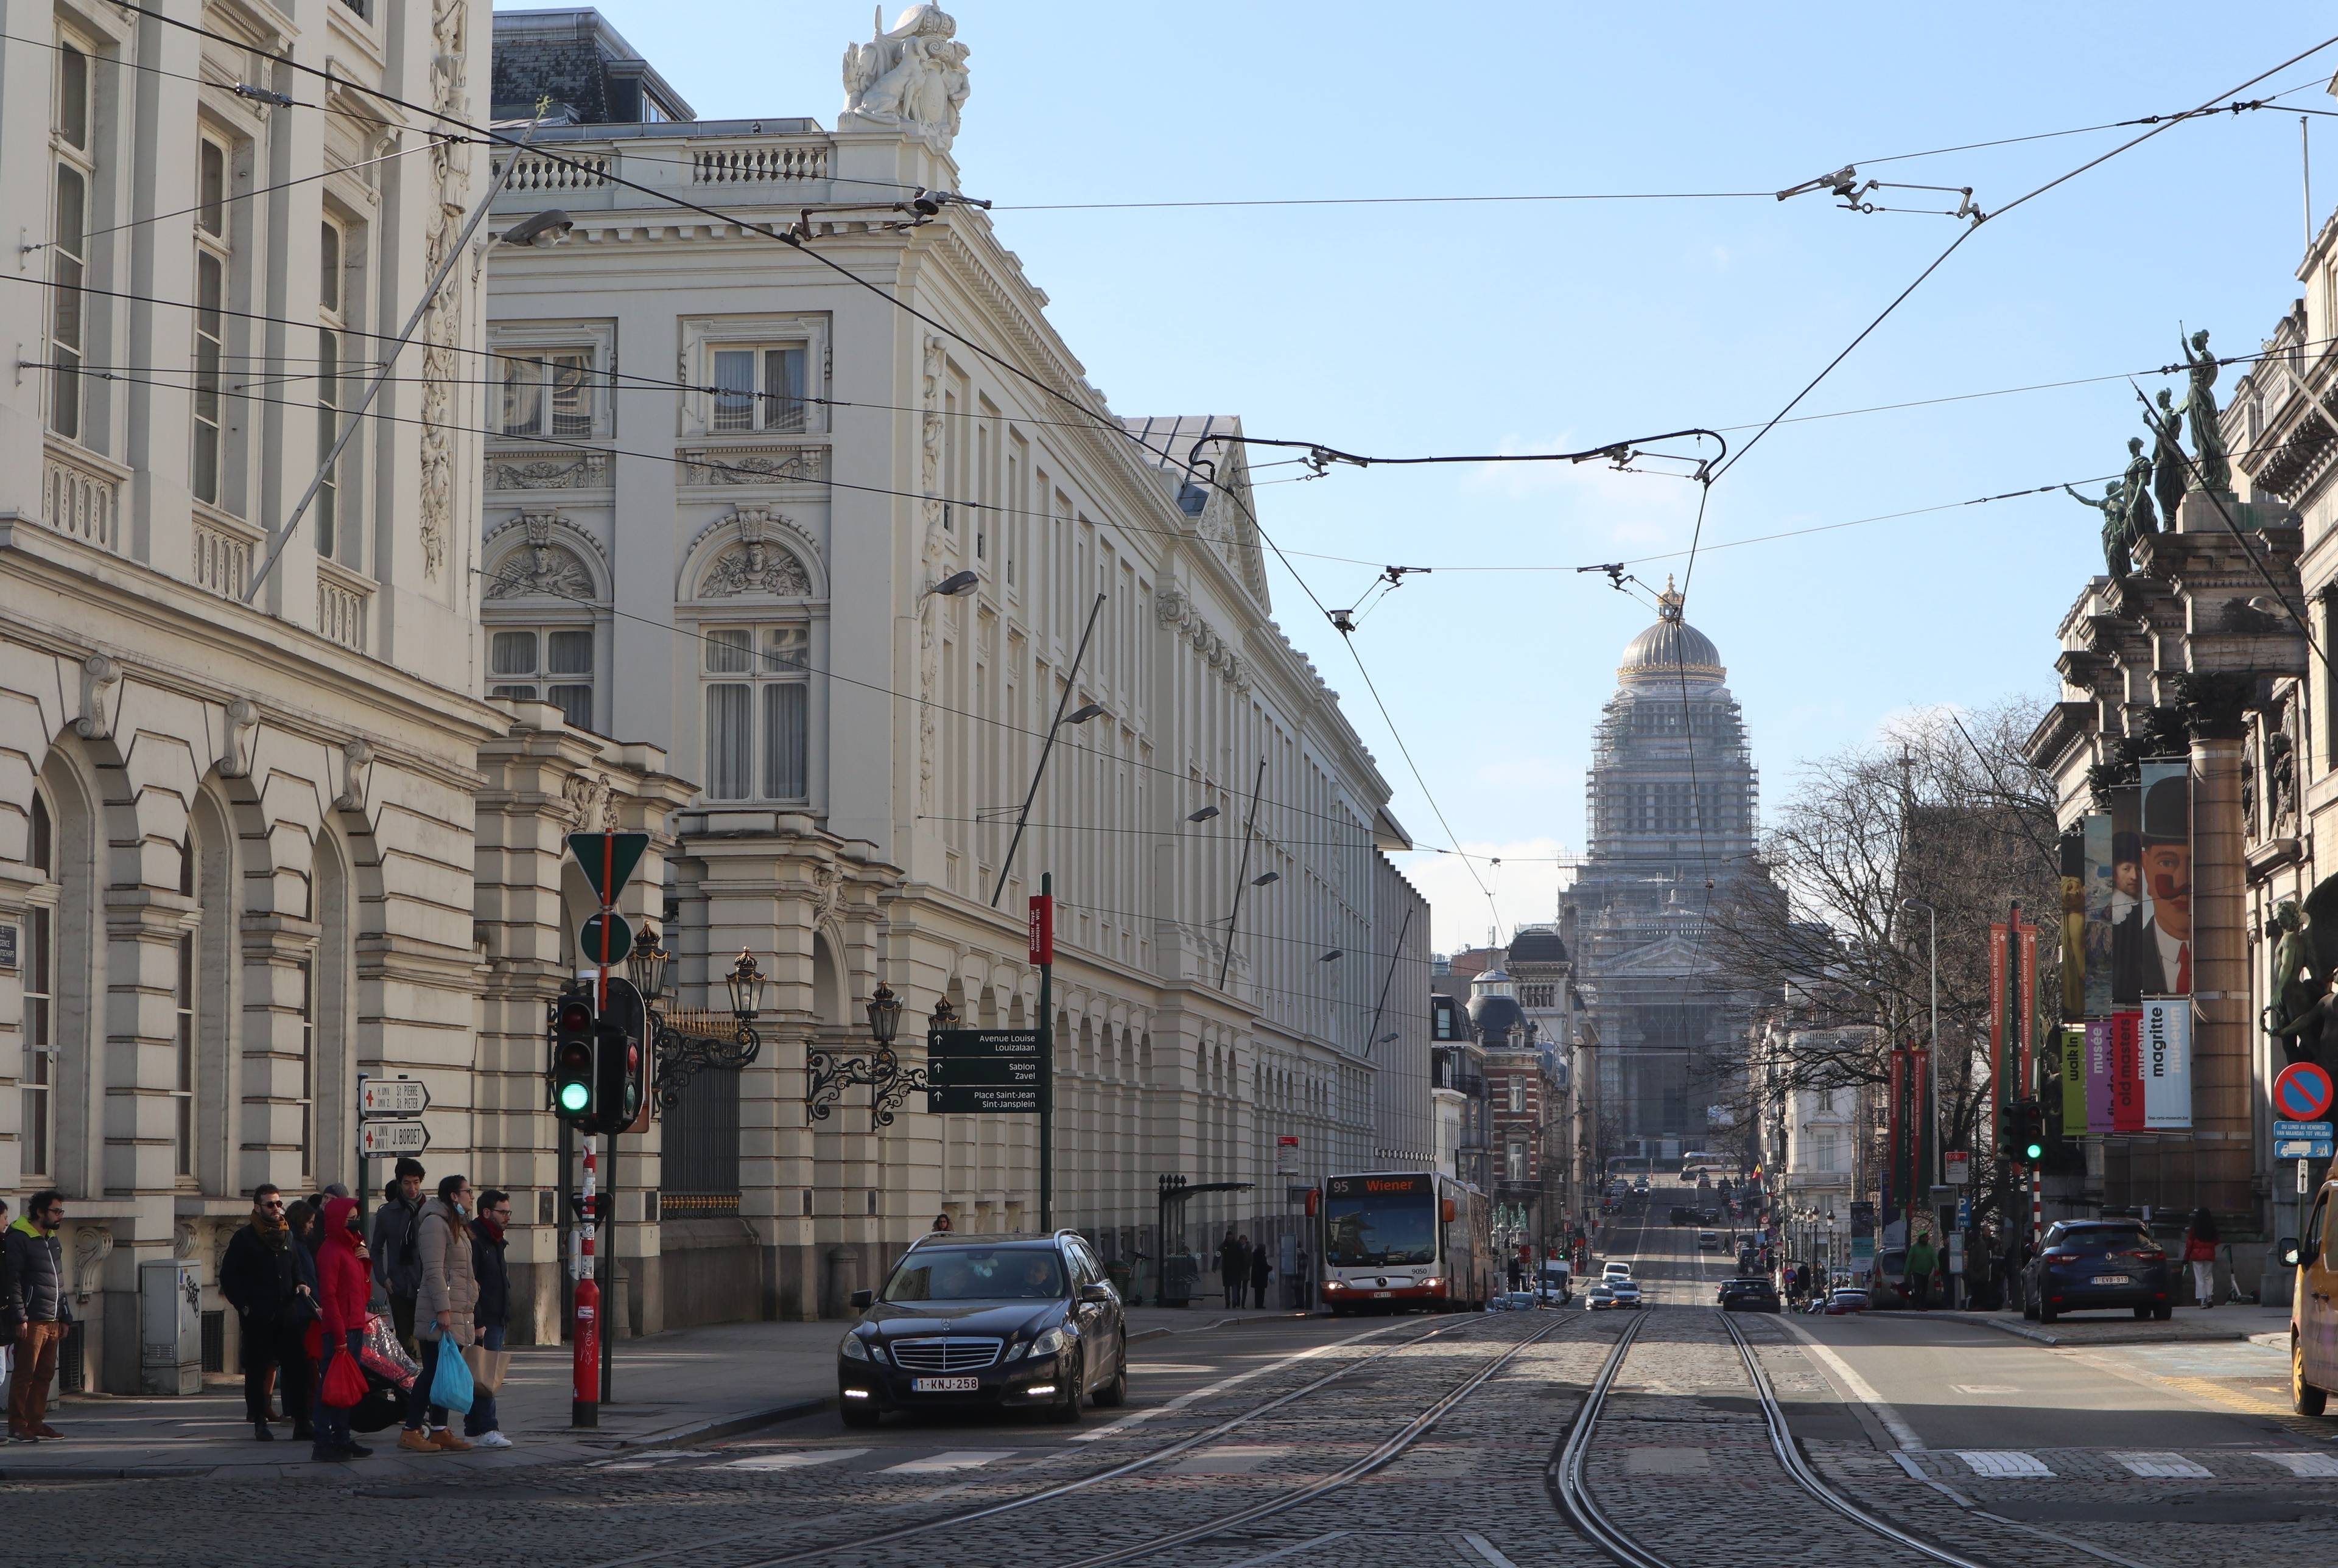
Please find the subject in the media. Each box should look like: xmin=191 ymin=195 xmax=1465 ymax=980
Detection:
xmin=2141 ymin=997 xmax=2192 ymax=1132
xmin=2136 ymin=761 xmax=2192 ymax=998
xmin=2112 ymin=1009 xmax=2146 ymax=1134
xmin=2084 ymin=1017 xmax=2115 ymax=1133
xmin=2082 ymin=811 xmax=2115 ymax=1017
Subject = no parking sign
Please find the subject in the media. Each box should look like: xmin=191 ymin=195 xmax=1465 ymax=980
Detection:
xmin=2275 ymin=1062 xmax=2335 ymax=1122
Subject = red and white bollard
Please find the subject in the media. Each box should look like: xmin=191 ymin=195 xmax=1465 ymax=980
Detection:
xmin=573 ymin=1147 xmax=600 ymax=1427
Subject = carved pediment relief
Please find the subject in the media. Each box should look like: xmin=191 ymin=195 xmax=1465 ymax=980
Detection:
xmin=488 ymin=512 xmax=599 ymax=601
xmin=699 ymin=506 xmax=814 ymax=598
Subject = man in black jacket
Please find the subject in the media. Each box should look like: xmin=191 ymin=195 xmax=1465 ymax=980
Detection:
xmin=465 ymin=1189 xmax=515 ymax=1449
xmin=5 ymin=1190 xmax=71 ymax=1442
xmin=370 ymin=1158 xmax=427 ymax=1353
xmin=220 ymin=1184 xmax=312 ymax=1442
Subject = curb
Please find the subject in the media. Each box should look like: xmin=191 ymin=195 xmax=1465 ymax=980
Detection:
xmin=0 ymin=1463 xmax=215 ymax=1480
xmin=1967 ymin=1315 xmax=2247 ymax=1348
xmin=1128 ymin=1310 xmax=1311 ymax=1345
xmin=613 ymin=1395 xmax=831 ymax=1449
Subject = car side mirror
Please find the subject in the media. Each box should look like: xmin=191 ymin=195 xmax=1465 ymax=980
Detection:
xmin=2280 ymin=1238 xmax=2303 ymax=1269
xmin=1079 ymin=1281 xmax=1114 ymax=1304
xmin=849 ymin=1288 xmax=874 ymax=1310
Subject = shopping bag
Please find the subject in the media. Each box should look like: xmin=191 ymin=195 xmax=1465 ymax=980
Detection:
xmin=465 ymin=1345 xmax=511 ymax=1395
xmin=321 ymin=1349 xmax=370 ymax=1410
xmin=429 ymin=1334 xmax=476 ymax=1413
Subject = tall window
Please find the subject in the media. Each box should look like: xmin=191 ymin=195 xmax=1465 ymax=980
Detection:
xmin=711 ymin=345 xmax=806 ymax=433
xmin=499 ymin=351 xmax=593 ymax=439
xmin=174 ymin=929 xmax=195 ymax=1178
xmin=192 ymin=136 xmax=230 ymax=507
xmin=1508 ymin=1079 xmax=1525 ymax=1114
xmin=488 ymin=628 xmax=594 ymax=730
xmin=317 ymin=218 xmax=347 ymax=561
xmin=22 ymin=794 xmax=56 ymax=1180
xmin=49 ymin=41 xmax=92 ymax=441
xmin=1506 ymin=1139 xmax=1527 ymax=1183
xmin=703 ymin=626 xmax=809 ymax=801
xmin=297 ymin=960 xmax=315 ymax=1177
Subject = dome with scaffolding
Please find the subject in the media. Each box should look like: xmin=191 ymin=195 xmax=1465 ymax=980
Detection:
xmin=1618 ymin=577 xmax=1724 ymax=682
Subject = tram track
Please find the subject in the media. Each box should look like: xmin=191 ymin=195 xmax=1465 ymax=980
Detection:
xmin=1550 ymin=1304 xmax=2000 ymax=1568
xmin=586 ymin=1309 xmax=1567 ymax=1568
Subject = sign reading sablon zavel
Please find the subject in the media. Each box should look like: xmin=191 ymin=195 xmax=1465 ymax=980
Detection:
xmin=925 ymin=1029 xmax=1048 ymax=1115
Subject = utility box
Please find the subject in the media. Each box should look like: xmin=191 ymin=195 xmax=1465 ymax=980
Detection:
xmin=139 ymin=1258 xmax=202 ymax=1396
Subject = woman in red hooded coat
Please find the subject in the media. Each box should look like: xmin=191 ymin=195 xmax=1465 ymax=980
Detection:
xmin=312 ymin=1195 xmax=373 ymax=1462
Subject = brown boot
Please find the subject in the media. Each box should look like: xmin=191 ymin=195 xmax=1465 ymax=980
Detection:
xmin=431 ymin=1429 xmax=472 ymax=1452
xmin=397 ymin=1429 xmax=439 ymax=1454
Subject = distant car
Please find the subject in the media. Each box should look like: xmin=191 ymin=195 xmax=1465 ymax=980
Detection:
xmin=2023 ymin=1220 xmax=2172 ymax=1324
xmin=1696 ymin=1231 xmax=1720 ymax=1251
xmin=1536 ymin=1265 xmax=1573 ymax=1305
xmin=1824 ymin=1289 xmax=1871 ymax=1315
xmin=1609 ymin=1279 xmax=1643 ymax=1309
xmin=1669 ymin=1206 xmax=1696 ymax=1227
xmin=1634 ymin=1178 xmax=1650 ymax=1192
xmin=1701 ymin=1208 xmax=1721 ymax=1223
xmin=1584 ymin=1286 xmax=1619 ymax=1311
xmin=1603 ymin=1261 xmax=1632 ymax=1281
xmin=1719 ymin=1278 xmax=1782 ymax=1314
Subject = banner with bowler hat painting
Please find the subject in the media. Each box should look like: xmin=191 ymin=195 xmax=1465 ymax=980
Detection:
xmin=2136 ymin=759 xmax=2193 ymax=1132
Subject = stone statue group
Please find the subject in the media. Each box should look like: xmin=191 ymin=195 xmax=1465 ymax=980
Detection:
xmin=2066 ymin=329 xmax=2232 ymax=580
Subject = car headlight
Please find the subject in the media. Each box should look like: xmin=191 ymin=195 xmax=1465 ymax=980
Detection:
xmin=1027 ymin=1325 xmax=1074 ymax=1357
xmin=840 ymin=1333 xmax=871 ymax=1362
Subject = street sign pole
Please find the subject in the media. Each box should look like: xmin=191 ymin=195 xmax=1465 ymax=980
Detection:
xmin=355 ymin=1071 xmax=368 ymax=1225
xmin=1036 ymin=875 xmax=1055 ymax=1233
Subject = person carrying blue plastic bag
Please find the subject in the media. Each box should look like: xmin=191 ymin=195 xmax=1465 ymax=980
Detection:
xmin=400 ymin=1174 xmax=480 ymax=1453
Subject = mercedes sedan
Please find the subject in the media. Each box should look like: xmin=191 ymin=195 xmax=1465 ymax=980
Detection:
xmin=838 ymin=1232 xmax=1128 ymax=1426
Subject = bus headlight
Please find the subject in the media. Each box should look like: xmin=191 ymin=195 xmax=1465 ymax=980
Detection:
xmin=1322 ymin=1279 xmax=1347 ymax=1292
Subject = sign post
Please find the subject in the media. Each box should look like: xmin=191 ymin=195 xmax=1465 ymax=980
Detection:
xmin=1033 ymin=877 xmax=1055 ymax=1231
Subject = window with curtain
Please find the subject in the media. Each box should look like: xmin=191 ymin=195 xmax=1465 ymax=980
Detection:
xmin=487 ymin=628 xmax=594 ymax=730
xmin=49 ymin=40 xmax=92 ymax=443
xmin=703 ymin=625 xmax=810 ymax=801
xmin=499 ymin=351 xmax=594 ymax=439
xmin=192 ymin=135 xmax=232 ymax=508
xmin=710 ymin=345 xmax=807 ymax=433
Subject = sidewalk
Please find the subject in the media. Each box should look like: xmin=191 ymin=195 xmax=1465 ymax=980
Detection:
xmin=0 ymin=1304 xmax=1305 ymax=1482
xmin=1891 ymin=1300 xmax=2292 ymax=1348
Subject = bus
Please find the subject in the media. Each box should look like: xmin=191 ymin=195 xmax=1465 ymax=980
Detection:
xmin=1317 ymin=1171 xmax=1493 ymax=1313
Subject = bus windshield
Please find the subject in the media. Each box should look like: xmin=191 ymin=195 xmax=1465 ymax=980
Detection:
xmin=1324 ymin=1191 xmax=1438 ymax=1267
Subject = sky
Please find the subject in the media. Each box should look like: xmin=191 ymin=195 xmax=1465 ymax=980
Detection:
xmin=511 ymin=1 xmax=2338 ymax=949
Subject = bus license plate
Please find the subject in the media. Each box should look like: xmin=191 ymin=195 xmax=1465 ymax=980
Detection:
xmin=913 ymin=1376 xmax=981 ymax=1393
xmin=1371 ymin=1290 xmax=1392 ymax=1298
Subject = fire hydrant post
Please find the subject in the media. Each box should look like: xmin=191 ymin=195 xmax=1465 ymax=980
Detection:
xmin=573 ymin=1146 xmax=600 ymax=1427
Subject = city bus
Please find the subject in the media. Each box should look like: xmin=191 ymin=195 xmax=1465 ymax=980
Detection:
xmin=1317 ymin=1171 xmax=1493 ymax=1312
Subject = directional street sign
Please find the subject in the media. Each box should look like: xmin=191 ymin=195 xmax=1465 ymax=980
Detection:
xmin=360 ymin=1119 xmax=431 ymax=1157
xmin=567 ymin=832 xmax=649 ymax=905
xmin=928 ymin=1085 xmax=1044 ymax=1115
xmin=929 ymin=1055 xmax=1042 ymax=1088
xmin=359 ymin=1080 xmax=430 ymax=1120
xmin=578 ymin=911 xmax=635 ymax=968
xmin=927 ymin=1029 xmax=1045 ymax=1115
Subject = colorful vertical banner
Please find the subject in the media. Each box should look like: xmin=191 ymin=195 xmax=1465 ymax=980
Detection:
xmin=2060 ymin=831 xmax=2087 ymax=1022
xmin=2082 ymin=811 xmax=2116 ymax=1016
xmin=2112 ymin=1009 xmax=2146 ymax=1133
xmin=1988 ymin=922 xmax=2007 ymax=1124
xmin=2136 ymin=761 xmax=2192 ymax=998
xmin=1887 ymin=1047 xmax=1904 ymax=1228
xmin=2017 ymin=920 xmax=2038 ymax=1090
xmin=2060 ymin=1025 xmax=2088 ymax=1133
xmin=2084 ymin=1018 xmax=2115 ymax=1133
xmin=2107 ymin=788 xmax=2146 ymax=1007
xmin=2141 ymin=997 xmax=2193 ymax=1130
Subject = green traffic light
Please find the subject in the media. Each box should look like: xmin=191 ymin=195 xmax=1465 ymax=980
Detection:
xmin=560 ymin=1082 xmax=591 ymax=1112
xmin=2024 ymin=1141 xmax=2044 ymax=1161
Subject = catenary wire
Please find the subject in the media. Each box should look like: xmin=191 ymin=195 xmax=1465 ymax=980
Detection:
xmin=913 ymin=813 xmax=1587 ymax=864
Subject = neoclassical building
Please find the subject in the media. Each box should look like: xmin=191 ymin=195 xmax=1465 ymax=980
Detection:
xmin=479 ymin=7 xmax=1432 ymax=1321
xmin=1568 ymin=587 xmax=1766 ymax=1157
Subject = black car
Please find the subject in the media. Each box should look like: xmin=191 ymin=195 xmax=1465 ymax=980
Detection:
xmin=1670 ymin=1206 xmax=1697 ymax=1226
xmin=838 ymin=1231 xmax=1128 ymax=1426
xmin=2022 ymin=1220 xmax=2173 ymax=1323
xmin=1718 ymin=1277 xmax=1781 ymax=1313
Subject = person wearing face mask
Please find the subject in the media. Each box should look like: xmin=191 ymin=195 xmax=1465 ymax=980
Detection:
xmin=402 ymin=1174 xmax=479 ymax=1453
xmin=311 ymin=1195 xmax=374 ymax=1462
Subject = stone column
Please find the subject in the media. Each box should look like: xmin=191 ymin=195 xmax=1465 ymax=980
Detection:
xmin=2191 ymin=732 xmax=2251 ymax=1215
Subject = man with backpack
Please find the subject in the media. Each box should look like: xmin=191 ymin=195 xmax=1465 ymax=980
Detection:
xmin=371 ymin=1158 xmax=427 ymax=1354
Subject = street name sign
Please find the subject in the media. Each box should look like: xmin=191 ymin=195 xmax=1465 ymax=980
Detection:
xmin=359 ymin=1080 xmax=430 ymax=1119
xmin=929 ymin=1055 xmax=1043 ymax=1089
xmin=360 ymin=1120 xmax=431 ymax=1157
xmin=926 ymin=1029 xmax=1045 ymax=1114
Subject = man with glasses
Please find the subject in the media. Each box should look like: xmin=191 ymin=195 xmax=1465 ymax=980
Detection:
xmin=5 ymin=1190 xmax=72 ymax=1442
xmin=465 ymin=1189 xmax=515 ymax=1449
xmin=222 ymin=1183 xmax=312 ymax=1442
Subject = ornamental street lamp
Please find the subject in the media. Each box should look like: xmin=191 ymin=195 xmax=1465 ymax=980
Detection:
xmin=806 ymin=982 xmax=936 ymax=1131
xmin=628 ymin=933 xmax=765 ymax=1110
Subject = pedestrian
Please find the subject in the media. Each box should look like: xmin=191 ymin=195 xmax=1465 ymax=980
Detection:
xmin=1293 ymin=1243 xmax=1311 ymax=1311
xmin=1218 ymin=1228 xmax=1245 ymax=1309
xmin=401 ymin=1173 xmax=479 ymax=1453
xmin=311 ymin=1194 xmax=374 ymax=1463
xmin=2185 ymin=1207 xmax=2220 ymax=1309
xmin=931 ymin=1213 xmax=953 ymax=1234
xmin=1904 ymin=1231 xmax=1939 ymax=1312
xmin=5 ymin=1189 xmax=71 ymax=1442
xmin=465 ymin=1188 xmax=514 ymax=1449
xmin=222 ymin=1184 xmax=315 ymax=1442
xmin=0 ymin=1199 xmax=15 ymax=1417
xmin=1250 ymin=1242 xmax=1271 ymax=1309
xmin=372 ymin=1157 xmax=427 ymax=1353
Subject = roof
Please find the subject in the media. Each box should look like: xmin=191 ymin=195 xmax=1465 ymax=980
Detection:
xmin=491 ymin=7 xmax=697 ymax=126
xmin=1619 ymin=576 xmax=1723 ymax=682
xmin=1508 ymin=926 xmax=1568 ymax=965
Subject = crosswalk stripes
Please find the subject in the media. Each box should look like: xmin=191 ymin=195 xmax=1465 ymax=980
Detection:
xmin=2256 ymin=1451 xmax=2338 ymax=1477
xmin=879 ymin=1448 xmax=1020 ymax=1474
xmin=722 ymin=1447 xmax=869 ymax=1471
xmin=1954 ymin=1451 xmax=2055 ymax=1478
xmin=2110 ymin=1451 xmax=2213 ymax=1478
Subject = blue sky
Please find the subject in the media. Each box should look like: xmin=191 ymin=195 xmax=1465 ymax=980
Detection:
xmin=514 ymin=2 xmax=2338 ymax=947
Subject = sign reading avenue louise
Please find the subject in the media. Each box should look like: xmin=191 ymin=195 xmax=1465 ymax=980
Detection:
xmin=925 ymin=1029 xmax=1047 ymax=1115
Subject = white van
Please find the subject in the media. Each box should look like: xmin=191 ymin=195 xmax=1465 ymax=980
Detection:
xmin=1536 ymin=1261 xmax=1573 ymax=1304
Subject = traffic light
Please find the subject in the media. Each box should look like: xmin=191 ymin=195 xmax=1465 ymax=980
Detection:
xmin=593 ymin=1016 xmax=641 ymax=1134
xmin=552 ymin=993 xmax=599 ymax=1127
xmin=2012 ymin=1099 xmax=2047 ymax=1165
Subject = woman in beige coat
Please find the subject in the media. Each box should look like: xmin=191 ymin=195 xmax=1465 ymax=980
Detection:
xmin=399 ymin=1174 xmax=479 ymax=1453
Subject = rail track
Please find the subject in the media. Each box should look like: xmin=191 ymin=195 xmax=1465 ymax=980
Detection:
xmin=1550 ymin=1306 xmax=1996 ymax=1568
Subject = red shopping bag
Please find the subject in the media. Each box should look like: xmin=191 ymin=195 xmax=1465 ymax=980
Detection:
xmin=322 ymin=1349 xmax=370 ymax=1410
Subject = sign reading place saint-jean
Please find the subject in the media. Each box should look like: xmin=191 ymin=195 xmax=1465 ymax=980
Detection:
xmin=925 ymin=1029 xmax=1046 ymax=1115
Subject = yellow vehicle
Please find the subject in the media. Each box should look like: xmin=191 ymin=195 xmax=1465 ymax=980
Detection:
xmin=2284 ymin=1183 xmax=2338 ymax=1413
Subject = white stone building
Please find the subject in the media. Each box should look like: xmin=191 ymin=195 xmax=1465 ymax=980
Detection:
xmin=479 ymin=7 xmax=1431 ymax=1321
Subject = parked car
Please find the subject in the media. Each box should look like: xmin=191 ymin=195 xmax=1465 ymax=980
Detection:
xmin=1823 ymin=1288 xmax=1871 ymax=1315
xmin=1719 ymin=1278 xmax=1782 ymax=1313
xmin=837 ymin=1231 xmax=1127 ymax=1427
xmin=1697 ymin=1230 xmax=1721 ymax=1251
xmin=2022 ymin=1220 xmax=2172 ymax=1325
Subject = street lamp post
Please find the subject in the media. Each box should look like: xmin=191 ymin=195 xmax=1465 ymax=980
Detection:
xmin=804 ymin=981 xmax=937 ymax=1131
xmin=1901 ymin=897 xmax=1940 ymax=1239
xmin=628 ymin=933 xmax=768 ymax=1110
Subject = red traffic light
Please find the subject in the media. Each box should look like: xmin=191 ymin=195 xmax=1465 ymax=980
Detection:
xmin=558 ymin=1000 xmax=592 ymax=1035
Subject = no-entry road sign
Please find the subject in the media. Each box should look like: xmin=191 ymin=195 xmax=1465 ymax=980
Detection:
xmin=2275 ymin=1062 xmax=2335 ymax=1122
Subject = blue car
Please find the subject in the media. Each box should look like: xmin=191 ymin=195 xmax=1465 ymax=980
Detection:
xmin=2023 ymin=1220 xmax=2172 ymax=1323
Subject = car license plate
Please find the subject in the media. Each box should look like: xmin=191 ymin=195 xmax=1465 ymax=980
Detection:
xmin=2090 ymin=1275 xmax=2130 ymax=1286
xmin=1371 ymin=1290 xmax=1392 ymax=1298
xmin=912 ymin=1376 xmax=981 ymax=1393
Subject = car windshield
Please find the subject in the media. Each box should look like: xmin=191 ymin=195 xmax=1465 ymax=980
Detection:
xmin=2051 ymin=1226 xmax=2150 ymax=1254
xmin=882 ymin=1247 xmax=1065 ymax=1303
